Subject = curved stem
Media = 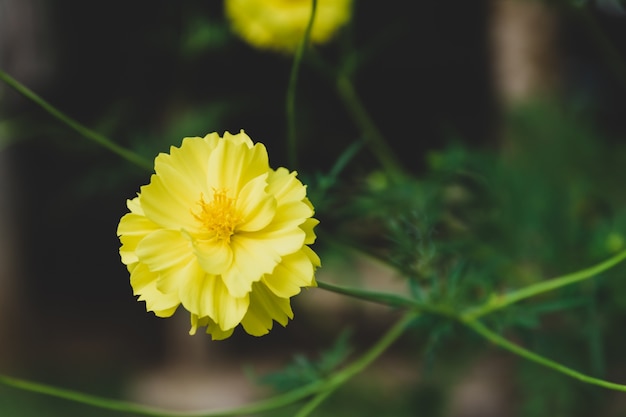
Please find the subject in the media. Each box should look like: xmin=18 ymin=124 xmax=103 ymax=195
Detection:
xmin=286 ymin=0 xmax=317 ymax=169
xmin=293 ymin=388 xmax=334 ymax=417
xmin=316 ymin=279 xmax=455 ymax=318
xmin=335 ymin=73 xmax=406 ymax=181
xmin=0 ymin=312 xmax=417 ymax=417
xmin=0 ymin=373 xmax=327 ymax=417
xmin=462 ymin=319 xmax=626 ymax=391
xmin=462 ymin=249 xmax=626 ymax=321
xmin=0 ymin=69 xmax=153 ymax=171
xmin=294 ymin=311 xmax=419 ymax=417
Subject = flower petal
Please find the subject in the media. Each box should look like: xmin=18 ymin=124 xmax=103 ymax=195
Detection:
xmin=269 ymin=200 xmax=313 ymax=231
xmin=223 ymin=234 xmax=284 ymax=297
xmin=140 ymin=175 xmax=200 ymax=232
xmin=158 ymin=136 xmax=215 ymax=194
xmin=267 ymin=168 xmax=306 ymax=204
xmin=236 ymin=174 xmax=276 ymax=232
xmin=206 ymin=321 xmax=236 ymax=340
xmin=130 ymin=262 xmax=158 ymax=294
xmin=300 ymin=218 xmax=320 ymax=245
xmin=117 ymin=211 xmax=161 ymax=265
xmin=192 ymin=238 xmax=234 ymax=275
xmin=222 ymin=130 xmax=254 ymax=148
xmin=136 ymin=229 xmax=193 ymax=272
xmin=179 ymin=273 xmax=249 ymax=329
xmin=213 ymin=280 xmax=249 ymax=330
xmin=262 ymin=250 xmax=316 ymax=298
xmin=156 ymin=256 xmax=205 ymax=295
xmin=190 ymin=314 xmax=236 ymax=340
xmin=242 ymin=224 xmax=306 ymax=258
xmin=130 ymin=263 xmax=180 ymax=317
xmin=241 ymin=282 xmax=293 ymax=336
xmin=207 ymin=136 xmax=269 ymax=192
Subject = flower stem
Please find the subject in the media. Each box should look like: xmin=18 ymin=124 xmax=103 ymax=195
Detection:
xmin=316 ymin=279 xmax=455 ymax=317
xmin=462 ymin=319 xmax=626 ymax=391
xmin=462 ymin=249 xmax=626 ymax=321
xmin=0 ymin=372 xmax=328 ymax=417
xmin=294 ymin=311 xmax=419 ymax=417
xmin=318 ymin=259 xmax=626 ymax=394
xmin=334 ymin=73 xmax=406 ymax=181
xmin=0 ymin=69 xmax=153 ymax=171
xmin=286 ymin=0 xmax=317 ymax=169
xmin=0 ymin=313 xmax=417 ymax=417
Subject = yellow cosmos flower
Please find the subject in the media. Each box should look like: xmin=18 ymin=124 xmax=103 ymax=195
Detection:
xmin=225 ymin=0 xmax=353 ymax=53
xmin=117 ymin=131 xmax=320 ymax=340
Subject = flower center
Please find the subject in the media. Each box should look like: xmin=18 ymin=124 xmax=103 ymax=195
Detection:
xmin=193 ymin=189 xmax=240 ymax=243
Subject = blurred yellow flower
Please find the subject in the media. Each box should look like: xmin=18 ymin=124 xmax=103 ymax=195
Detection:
xmin=225 ymin=0 xmax=353 ymax=52
xmin=117 ymin=131 xmax=320 ymax=339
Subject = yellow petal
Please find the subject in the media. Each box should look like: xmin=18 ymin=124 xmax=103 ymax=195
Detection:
xmin=192 ymin=238 xmax=234 ymax=275
xmin=131 ymin=263 xmax=180 ymax=317
xmin=117 ymin=212 xmax=160 ymax=240
xmin=136 ymin=229 xmax=193 ymax=272
xmin=189 ymin=312 xmax=238 ymax=339
xmin=225 ymin=0 xmax=353 ymax=52
xmin=179 ymin=272 xmax=249 ymax=329
xmin=179 ymin=270 xmax=212 ymax=317
xmin=161 ymin=136 xmax=215 ymax=192
xmin=222 ymin=129 xmax=254 ymax=148
xmin=267 ymin=168 xmax=306 ymax=204
xmin=157 ymin=256 xmax=205 ymax=295
xmin=118 ymin=212 xmax=161 ymax=266
xmin=236 ymin=174 xmax=276 ymax=232
xmin=241 ymin=282 xmax=293 ymax=336
xmin=270 ymin=200 xmax=314 ymax=230
xmin=302 ymin=245 xmax=321 ymax=269
xmin=206 ymin=318 xmax=236 ymax=340
xmin=140 ymin=176 xmax=200 ymax=232
xmin=224 ymin=234 xmax=283 ymax=296
xmin=207 ymin=137 xmax=269 ymax=193
xmin=300 ymin=218 xmax=319 ymax=245
xmin=126 ymin=196 xmax=143 ymax=215
xmin=262 ymin=250 xmax=316 ymax=298
xmin=189 ymin=313 xmax=207 ymax=335
xmin=242 ymin=225 xmax=306 ymax=257
xmin=130 ymin=262 xmax=158 ymax=294
xmin=214 ymin=280 xmax=250 ymax=330
xmin=141 ymin=290 xmax=180 ymax=318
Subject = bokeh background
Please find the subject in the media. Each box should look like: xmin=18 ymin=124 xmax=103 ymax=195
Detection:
xmin=1 ymin=1 xmax=626 ymax=416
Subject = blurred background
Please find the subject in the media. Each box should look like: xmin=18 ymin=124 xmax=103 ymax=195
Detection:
xmin=1 ymin=0 xmax=626 ymax=416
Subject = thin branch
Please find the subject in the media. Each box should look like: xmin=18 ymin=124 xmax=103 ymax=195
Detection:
xmin=0 ymin=69 xmax=153 ymax=171
xmin=286 ymin=0 xmax=318 ymax=168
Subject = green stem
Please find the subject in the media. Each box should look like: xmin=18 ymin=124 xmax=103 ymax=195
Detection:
xmin=0 ymin=69 xmax=153 ymax=171
xmin=294 ymin=311 xmax=419 ymax=417
xmin=316 ymin=280 xmax=455 ymax=318
xmin=0 ymin=313 xmax=417 ymax=417
xmin=293 ymin=388 xmax=334 ymax=417
xmin=286 ymin=0 xmax=317 ymax=169
xmin=335 ymin=73 xmax=406 ymax=181
xmin=462 ymin=319 xmax=626 ymax=392
xmin=462 ymin=249 xmax=626 ymax=321
xmin=0 ymin=373 xmax=327 ymax=417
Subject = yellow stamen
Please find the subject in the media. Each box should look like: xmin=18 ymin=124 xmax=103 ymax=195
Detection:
xmin=193 ymin=189 xmax=240 ymax=242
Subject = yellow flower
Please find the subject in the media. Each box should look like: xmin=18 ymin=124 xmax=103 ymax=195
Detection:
xmin=117 ymin=131 xmax=320 ymax=339
xmin=225 ymin=0 xmax=353 ymax=53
